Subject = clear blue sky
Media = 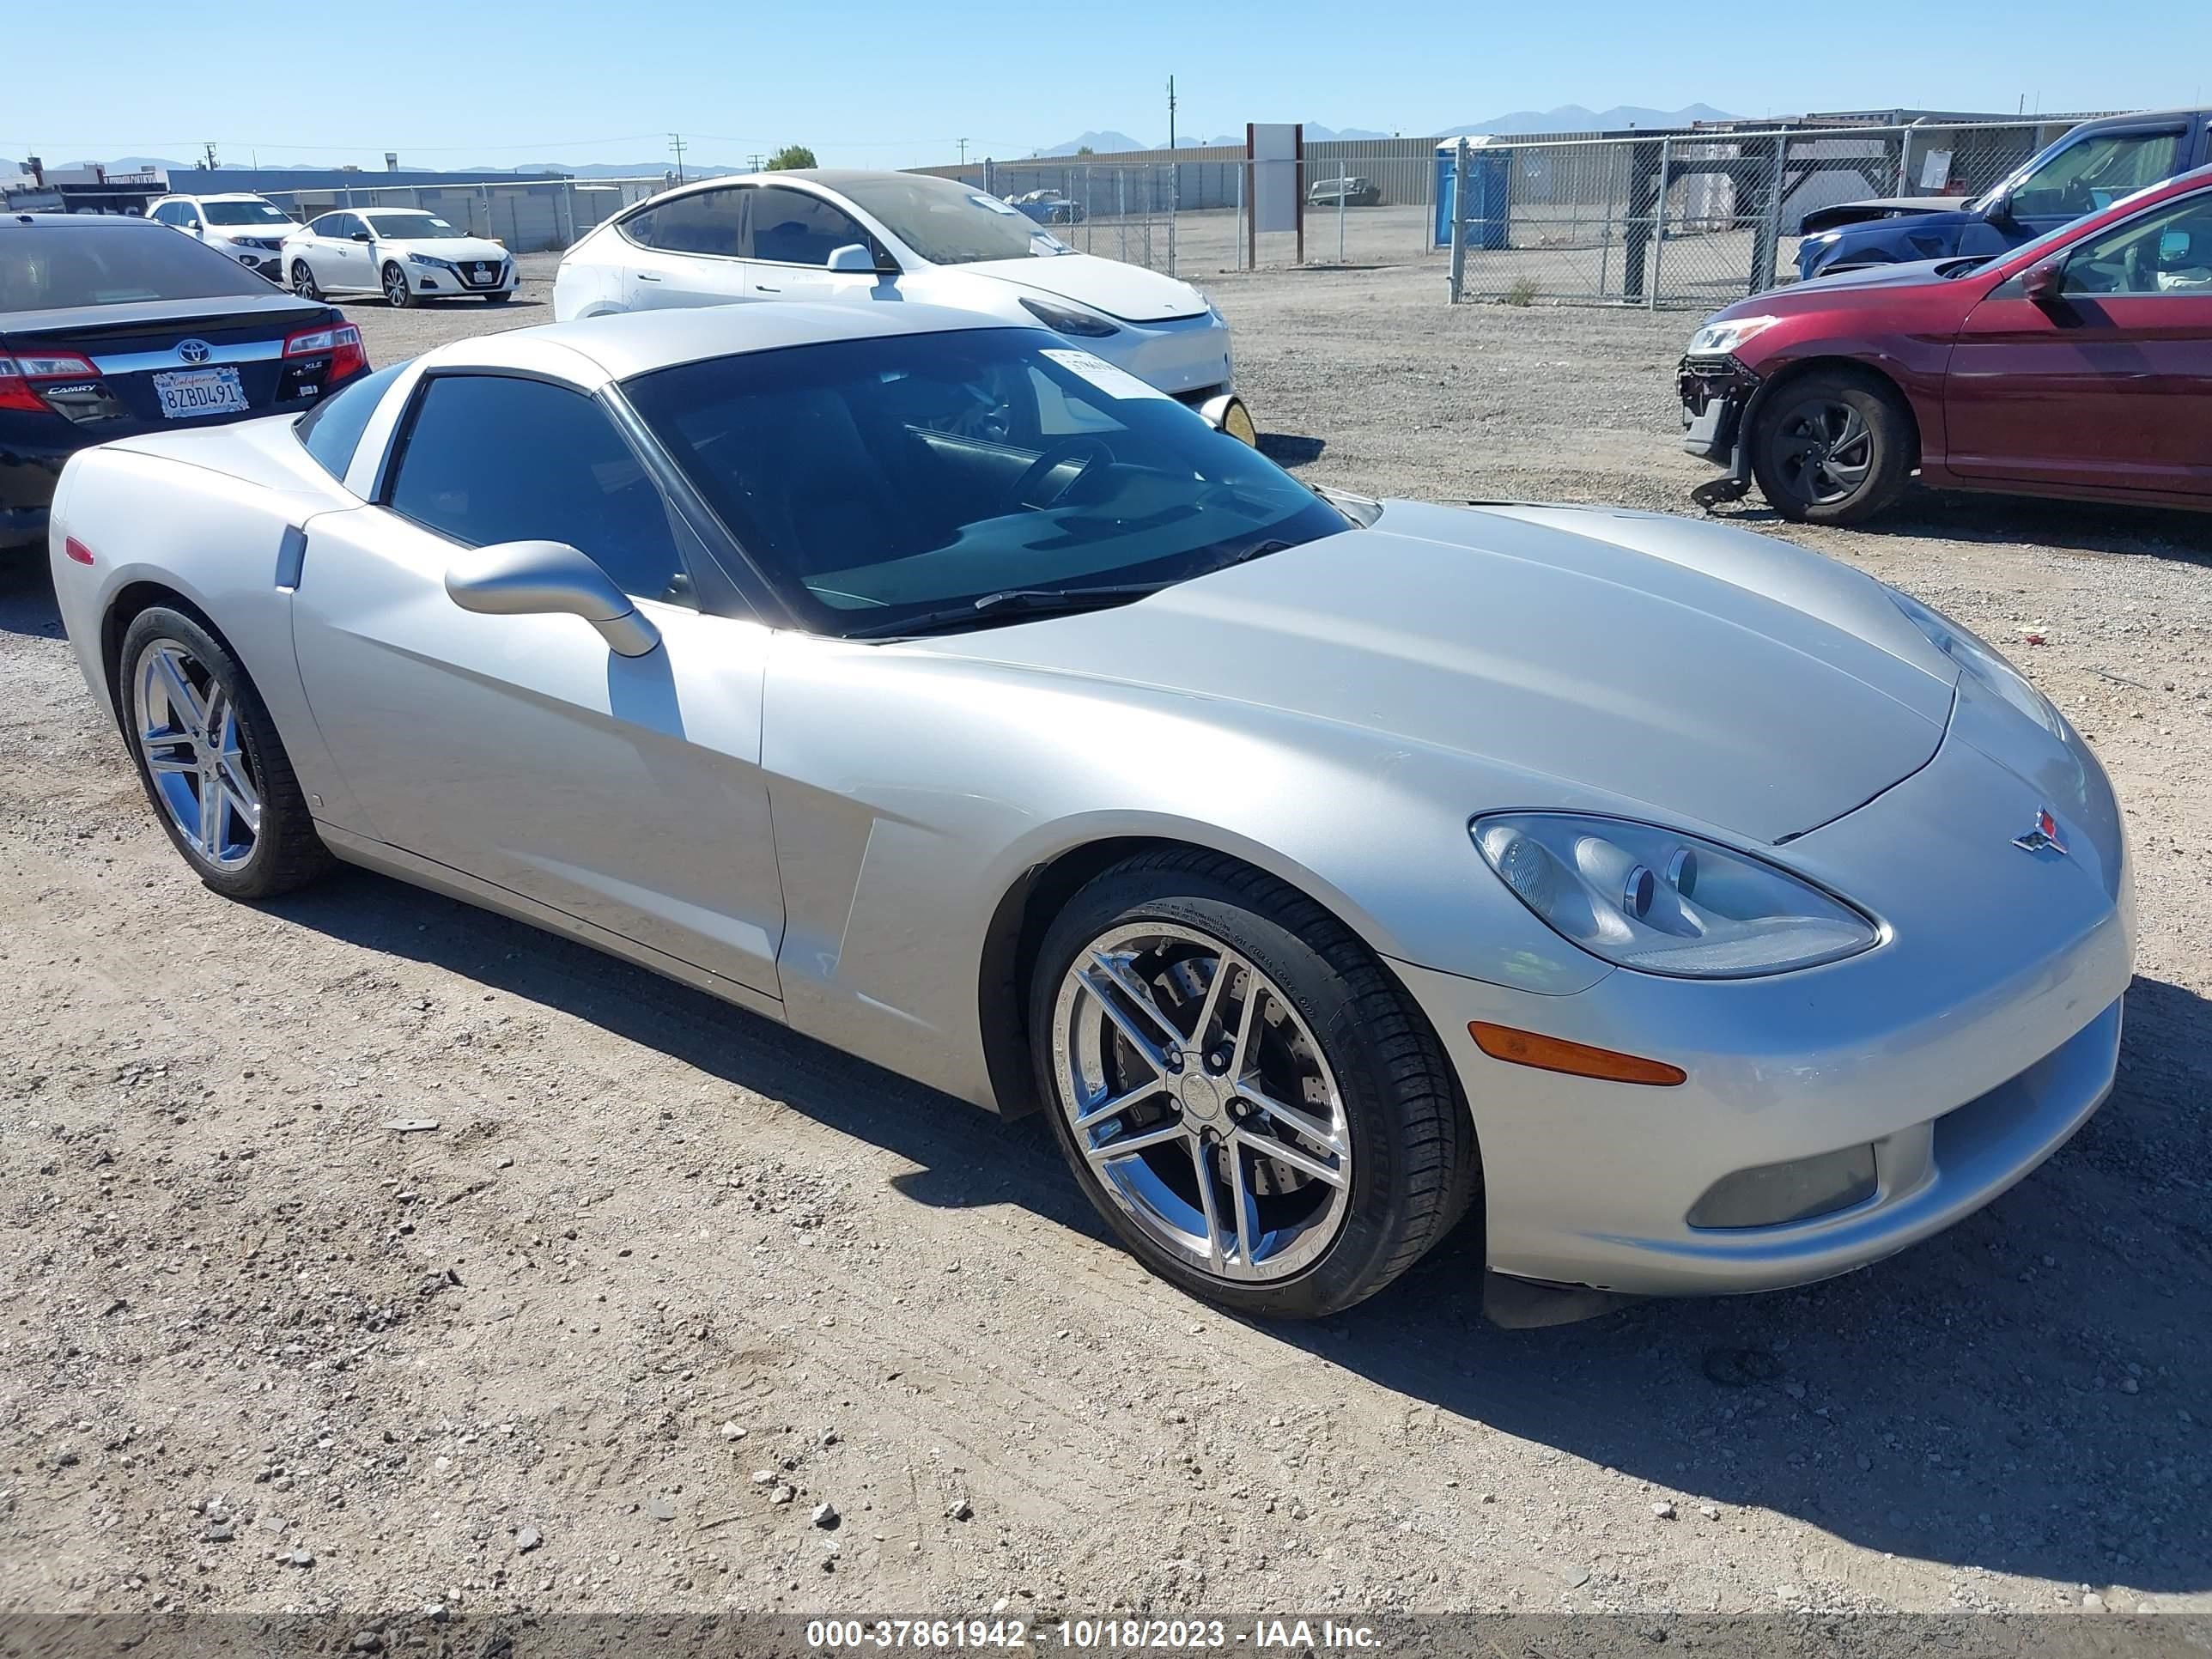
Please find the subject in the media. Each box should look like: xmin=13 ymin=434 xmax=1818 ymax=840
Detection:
xmin=12 ymin=0 xmax=2208 ymax=172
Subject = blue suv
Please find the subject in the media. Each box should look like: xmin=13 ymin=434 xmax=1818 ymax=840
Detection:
xmin=1796 ymin=108 xmax=2212 ymax=280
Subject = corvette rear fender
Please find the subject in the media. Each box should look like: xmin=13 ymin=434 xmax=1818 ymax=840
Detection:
xmin=48 ymin=446 xmax=370 ymax=831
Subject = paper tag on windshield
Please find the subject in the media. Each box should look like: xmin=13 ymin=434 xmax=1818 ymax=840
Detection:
xmin=1041 ymin=348 xmax=1170 ymax=402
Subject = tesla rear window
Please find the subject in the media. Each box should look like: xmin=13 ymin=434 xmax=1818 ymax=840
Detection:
xmin=0 ymin=222 xmax=277 ymax=311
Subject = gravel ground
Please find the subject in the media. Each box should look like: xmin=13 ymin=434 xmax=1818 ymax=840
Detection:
xmin=3 ymin=251 xmax=2209 ymax=1632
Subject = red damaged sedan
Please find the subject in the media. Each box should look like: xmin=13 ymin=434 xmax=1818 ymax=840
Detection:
xmin=1680 ymin=164 xmax=2212 ymax=524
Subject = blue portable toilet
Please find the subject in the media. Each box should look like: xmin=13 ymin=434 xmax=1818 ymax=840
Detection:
xmin=1433 ymin=138 xmax=1510 ymax=250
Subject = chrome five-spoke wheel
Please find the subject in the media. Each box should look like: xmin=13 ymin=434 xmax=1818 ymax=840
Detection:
xmin=132 ymin=639 xmax=263 ymax=870
xmin=1051 ymin=921 xmax=1352 ymax=1282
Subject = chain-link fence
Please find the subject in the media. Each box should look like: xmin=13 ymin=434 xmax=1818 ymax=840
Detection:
xmin=918 ymin=147 xmax=1446 ymax=276
xmin=255 ymin=177 xmax=665 ymax=253
xmin=1442 ymin=119 xmax=2081 ymax=308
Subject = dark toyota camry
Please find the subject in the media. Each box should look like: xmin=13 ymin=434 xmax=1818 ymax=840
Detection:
xmin=2 ymin=213 xmax=368 ymax=556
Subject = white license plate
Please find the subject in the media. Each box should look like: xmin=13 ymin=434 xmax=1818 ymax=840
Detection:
xmin=153 ymin=366 xmax=248 ymax=420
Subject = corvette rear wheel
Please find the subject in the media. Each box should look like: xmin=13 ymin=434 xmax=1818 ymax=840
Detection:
xmin=289 ymin=260 xmax=322 ymax=301
xmin=381 ymin=262 xmax=414 ymax=308
xmin=1031 ymin=849 xmax=1475 ymax=1318
xmin=1750 ymin=369 xmax=1912 ymax=525
xmin=119 ymin=607 xmax=334 ymax=901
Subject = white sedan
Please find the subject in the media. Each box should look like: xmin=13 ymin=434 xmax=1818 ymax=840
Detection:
xmin=555 ymin=169 xmax=1250 ymax=439
xmin=282 ymin=208 xmax=516 ymax=307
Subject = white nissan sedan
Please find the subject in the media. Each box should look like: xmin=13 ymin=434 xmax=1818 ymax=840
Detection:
xmin=281 ymin=208 xmax=516 ymax=308
xmin=554 ymin=170 xmax=1249 ymax=436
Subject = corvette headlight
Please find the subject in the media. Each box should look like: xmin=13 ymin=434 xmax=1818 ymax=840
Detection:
xmin=1019 ymin=296 xmax=1119 ymax=337
xmin=1686 ymin=314 xmax=1780 ymax=356
xmin=1887 ymin=588 xmax=2063 ymax=737
xmin=407 ymin=252 xmax=457 ymax=271
xmin=1473 ymin=813 xmax=1879 ymax=979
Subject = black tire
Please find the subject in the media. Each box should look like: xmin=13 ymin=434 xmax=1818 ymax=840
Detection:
xmin=380 ymin=262 xmax=414 ymax=308
xmin=289 ymin=259 xmax=322 ymax=301
xmin=116 ymin=605 xmax=335 ymax=901
xmin=482 ymin=290 xmax=513 ymax=303
xmin=1030 ymin=848 xmax=1477 ymax=1319
xmin=1748 ymin=369 xmax=1914 ymax=525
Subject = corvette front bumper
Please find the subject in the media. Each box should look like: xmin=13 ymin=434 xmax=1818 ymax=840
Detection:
xmin=1391 ymin=687 xmax=2133 ymax=1300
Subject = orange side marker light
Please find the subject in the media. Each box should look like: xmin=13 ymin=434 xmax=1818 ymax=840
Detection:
xmin=1469 ymin=1021 xmax=1686 ymax=1086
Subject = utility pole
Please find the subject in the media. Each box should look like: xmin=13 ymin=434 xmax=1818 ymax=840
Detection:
xmin=201 ymin=141 xmax=218 ymax=172
xmin=669 ymin=133 xmax=687 ymax=184
xmin=1166 ymin=76 xmax=1176 ymax=150
xmin=957 ymin=137 xmax=969 ymax=165
xmin=748 ymin=153 xmax=763 ymax=173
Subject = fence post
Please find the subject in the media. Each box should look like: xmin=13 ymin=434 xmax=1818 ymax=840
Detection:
xmin=1760 ymin=131 xmax=1788 ymax=293
xmin=1234 ymin=163 xmax=1244 ymax=270
xmin=1338 ymin=161 xmax=1346 ymax=263
xmin=1648 ymin=137 xmax=1671 ymax=311
xmin=1898 ymin=125 xmax=1915 ymax=196
xmin=1083 ymin=164 xmax=1092 ymax=255
xmin=1167 ymin=161 xmax=1177 ymax=277
xmin=1448 ymin=138 xmax=1470 ymax=303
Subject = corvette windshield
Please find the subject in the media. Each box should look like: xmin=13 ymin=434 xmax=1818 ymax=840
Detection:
xmin=829 ymin=173 xmax=1064 ymax=264
xmin=624 ymin=328 xmax=1344 ymax=637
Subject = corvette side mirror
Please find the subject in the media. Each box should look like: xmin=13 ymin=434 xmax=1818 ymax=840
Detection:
xmin=444 ymin=539 xmax=661 ymax=657
xmin=2021 ymin=258 xmax=2066 ymax=306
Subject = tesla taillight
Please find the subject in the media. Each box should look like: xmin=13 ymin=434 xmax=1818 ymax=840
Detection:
xmin=0 ymin=350 xmax=100 ymax=412
xmin=283 ymin=322 xmax=368 ymax=384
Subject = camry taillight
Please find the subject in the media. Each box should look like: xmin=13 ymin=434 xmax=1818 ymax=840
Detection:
xmin=0 ymin=350 xmax=100 ymax=412
xmin=283 ymin=322 xmax=368 ymax=385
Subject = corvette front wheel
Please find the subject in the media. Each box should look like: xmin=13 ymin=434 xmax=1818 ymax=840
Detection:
xmin=1031 ymin=849 xmax=1476 ymax=1318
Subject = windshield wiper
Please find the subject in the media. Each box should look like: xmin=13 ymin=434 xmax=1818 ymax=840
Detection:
xmin=1201 ymin=538 xmax=1296 ymax=575
xmin=842 ymin=581 xmax=1165 ymax=639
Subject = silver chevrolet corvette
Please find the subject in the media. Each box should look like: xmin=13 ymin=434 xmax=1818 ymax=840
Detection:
xmin=48 ymin=302 xmax=2133 ymax=1322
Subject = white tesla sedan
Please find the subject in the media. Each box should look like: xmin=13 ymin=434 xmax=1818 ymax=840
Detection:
xmin=281 ymin=208 xmax=516 ymax=308
xmin=555 ymin=170 xmax=1249 ymax=437
xmin=45 ymin=301 xmax=2131 ymax=1323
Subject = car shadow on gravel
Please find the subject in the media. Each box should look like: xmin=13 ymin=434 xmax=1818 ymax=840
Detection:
xmin=1258 ymin=434 xmax=1326 ymax=469
xmin=258 ymin=864 xmax=2212 ymax=1594
xmin=1717 ymin=492 xmax=2212 ymax=562
xmin=0 ymin=557 xmax=64 ymax=638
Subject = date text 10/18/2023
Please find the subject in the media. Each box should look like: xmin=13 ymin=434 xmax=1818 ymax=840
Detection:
xmin=805 ymin=1618 xmax=1384 ymax=1650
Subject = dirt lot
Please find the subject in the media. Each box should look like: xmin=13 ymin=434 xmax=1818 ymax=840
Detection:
xmin=3 ymin=252 xmax=2210 ymax=1635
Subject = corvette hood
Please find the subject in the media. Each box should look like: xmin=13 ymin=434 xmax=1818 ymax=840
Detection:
xmin=916 ymin=501 xmax=1958 ymax=845
xmin=964 ymin=252 xmax=1210 ymax=322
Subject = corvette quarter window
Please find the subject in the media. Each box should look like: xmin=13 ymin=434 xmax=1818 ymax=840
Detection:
xmin=634 ymin=188 xmax=746 ymax=258
xmin=386 ymin=375 xmax=695 ymax=608
xmin=749 ymin=187 xmax=870 ymax=267
xmin=296 ymin=362 xmax=406 ymax=482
